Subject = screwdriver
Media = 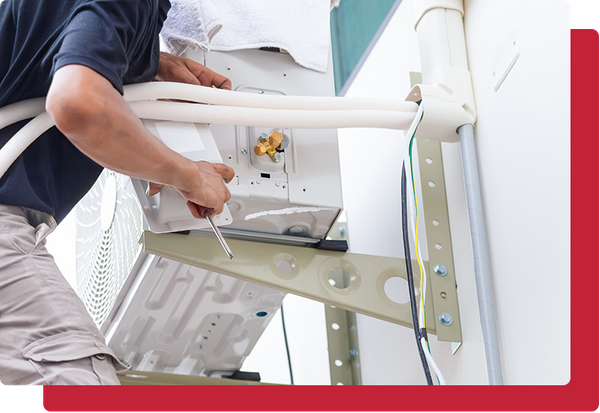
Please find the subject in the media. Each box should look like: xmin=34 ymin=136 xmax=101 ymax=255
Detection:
xmin=198 ymin=207 xmax=234 ymax=260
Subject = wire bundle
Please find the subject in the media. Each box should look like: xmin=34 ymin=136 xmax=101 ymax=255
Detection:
xmin=401 ymin=103 xmax=446 ymax=385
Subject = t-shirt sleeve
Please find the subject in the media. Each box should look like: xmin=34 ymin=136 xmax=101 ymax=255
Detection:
xmin=52 ymin=1 xmax=152 ymax=95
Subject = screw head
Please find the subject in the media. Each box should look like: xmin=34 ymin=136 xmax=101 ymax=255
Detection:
xmin=349 ymin=348 xmax=357 ymax=361
xmin=439 ymin=313 xmax=453 ymax=326
xmin=259 ymin=133 xmax=269 ymax=142
xmin=241 ymin=149 xmax=248 ymax=155
xmin=273 ymin=153 xmax=282 ymax=162
xmin=338 ymin=225 xmax=346 ymax=237
xmin=433 ymin=264 xmax=448 ymax=276
xmin=492 ymin=71 xmax=496 ymax=77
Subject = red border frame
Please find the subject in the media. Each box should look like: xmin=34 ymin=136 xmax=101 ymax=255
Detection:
xmin=43 ymin=29 xmax=599 ymax=412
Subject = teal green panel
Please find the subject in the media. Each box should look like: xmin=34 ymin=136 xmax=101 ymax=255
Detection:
xmin=331 ymin=0 xmax=399 ymax=95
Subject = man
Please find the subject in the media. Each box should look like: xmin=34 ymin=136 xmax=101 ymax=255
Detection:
xmin=0 ymin=0 xmax=234 ymax=384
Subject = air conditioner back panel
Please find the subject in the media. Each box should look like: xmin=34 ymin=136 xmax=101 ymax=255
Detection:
xmin=103 ymin=254 xmax=286 ymax=376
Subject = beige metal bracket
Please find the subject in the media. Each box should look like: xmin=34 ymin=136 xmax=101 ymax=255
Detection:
xmin=417 ymin=139 xmax=462 ymax=343
xmin=410 ymin=70 xmax=462 ymax=343
xmin=141 ymin=232 xmax=457 ymax=339
xmin=324 ymin=306 xmax=361 ymax=385
xmin=324 ymin=221 xmax=361 ymax=385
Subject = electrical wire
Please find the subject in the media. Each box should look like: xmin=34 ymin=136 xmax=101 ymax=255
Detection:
xmin=280 ymin=304 xmax=294 ymax=385
xmin=401 ymin=164 xmax=433 ymax=385
xmin=403 ymin=104 xmax=446 ymax=385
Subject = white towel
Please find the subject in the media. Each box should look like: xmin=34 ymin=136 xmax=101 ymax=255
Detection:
xmin=209 ymin=0 xmax=338 ymax=72
xmin=160 ymin=0 xmax=223 ymax=56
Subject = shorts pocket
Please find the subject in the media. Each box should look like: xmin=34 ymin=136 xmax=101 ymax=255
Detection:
xmin=21 ymin=331 xmax=130 ymax=385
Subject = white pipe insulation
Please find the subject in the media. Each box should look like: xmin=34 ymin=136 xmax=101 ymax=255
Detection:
xmin=0 ymin=82 xmax=419 ymax=180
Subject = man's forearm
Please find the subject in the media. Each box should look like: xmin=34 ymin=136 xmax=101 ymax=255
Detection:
xmin=46 ymin=64 xmax=197 ymax=193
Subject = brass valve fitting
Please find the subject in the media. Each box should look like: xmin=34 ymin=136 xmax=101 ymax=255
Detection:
xmin=254 ymin=132 xmax=284 ymax=162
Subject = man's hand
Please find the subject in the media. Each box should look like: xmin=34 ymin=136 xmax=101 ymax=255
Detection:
xmin=148 ymin=52 xmax=235 ymax=216
xmin=147 ymin=161 xmax=235 ymax=216
xmin=155 ymin=52 xmax=232 ymax=90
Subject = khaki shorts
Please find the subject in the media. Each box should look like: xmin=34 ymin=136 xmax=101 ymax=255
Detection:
xmin=0 ymin=204 xmax=129 ymax=385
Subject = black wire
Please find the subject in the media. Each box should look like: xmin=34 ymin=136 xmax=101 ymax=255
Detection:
xmin=401 ymin=163 xmax=433 ymax=385
xmin=280 ymin=303 xmax=294 ymax=385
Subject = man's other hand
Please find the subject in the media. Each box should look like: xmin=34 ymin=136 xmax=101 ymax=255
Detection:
xmin=156 ymin=52 xmax=232 ymax=90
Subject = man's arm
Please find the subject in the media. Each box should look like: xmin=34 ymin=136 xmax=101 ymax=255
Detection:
xmin=46 ymin=58 xmax=234 ymax=216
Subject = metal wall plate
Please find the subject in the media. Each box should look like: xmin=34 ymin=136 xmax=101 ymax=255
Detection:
xmin=491 ymin=28 xmax=520 ymax=91
xmin=417 ymin=139 xmax=462 ymax=343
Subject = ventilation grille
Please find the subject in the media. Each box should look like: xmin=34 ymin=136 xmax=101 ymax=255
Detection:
xmin=76 ymin=170 xmax=144 ymax=326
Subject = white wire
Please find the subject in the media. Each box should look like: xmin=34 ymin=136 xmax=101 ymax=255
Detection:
xmin=420 ymin=337 xmax=447 ymax=385
xmin=402 ymin=104 xmax=446 ymax=385
xmin=402 ymin=104 xmax=427 ymax=326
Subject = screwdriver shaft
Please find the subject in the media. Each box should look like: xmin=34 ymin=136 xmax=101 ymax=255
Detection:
xmin=206 ymin=214 xmax=234 ymax=259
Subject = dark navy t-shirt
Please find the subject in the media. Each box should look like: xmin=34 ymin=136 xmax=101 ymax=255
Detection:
xmin=0 ymin=0 xmax=171 ymax=222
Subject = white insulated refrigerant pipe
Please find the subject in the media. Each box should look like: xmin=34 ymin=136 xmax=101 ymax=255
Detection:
xmin=0 ymin=83 xmax=419 ymax=180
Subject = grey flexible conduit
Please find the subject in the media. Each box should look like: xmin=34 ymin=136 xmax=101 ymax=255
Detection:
xmin=458 ymin=124 xmax=504 ymax=385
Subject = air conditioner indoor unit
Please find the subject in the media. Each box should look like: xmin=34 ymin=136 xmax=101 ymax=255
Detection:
xmin=75 ymin=48 xmax=343 ymax=378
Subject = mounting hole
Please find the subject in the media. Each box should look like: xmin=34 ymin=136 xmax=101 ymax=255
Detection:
xmin=435 ymin=243 xmax=443 ymax=250
xmin=272 ymin=253 xmax=300 ymax=280
xmin=320 ymin=259 xmax=361 ymax=294
xmin=384 ymin=277 xmax=410 ymax=304
xmin=334 ymin=360 xmax=343 ymax=367
xmin=228 ymin=155 xmax=232 ymax=160
xmin=432 ymin=219 xmax=440 ymax=226
xmin=276 ymin=260 xmax=293 ymax=274
xmin=426 ymin=158 xmax=433 ymax=164
xmin=256 ymin=311 xmax=268 ymax=317
xmin=428 ymin=181 xmax=436 ymax=188
xmin=331 ymin=323 xmax=340 ymax=331
xmin=302 ymin=188 xmax=307 ymax=192
xmin=328 ymin=268 xmax=352 ymax=289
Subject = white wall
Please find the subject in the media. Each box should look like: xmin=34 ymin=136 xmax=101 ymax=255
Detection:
xmin=340 ymin=0 xmax=570 ymax=384
xmin=462 ymin=0 xmax=570 ymax=384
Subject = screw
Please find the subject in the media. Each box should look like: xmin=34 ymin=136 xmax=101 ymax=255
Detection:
xmin=338 ymin=225 xmax=346 ymax=237
xmin=259 ymin=90 xmax=265 ymax=94
xmin=492 ymin=71 xmax=496 ymax=77
xmin=433 ymin=264 xmax=448 ymax=276
xmin=241 ymin=149 xmax=248 ymax=155
xmin=513 ymin=40 xmax=516 ymax=46
xmin=349 ymin=348 xmax=357 ymax=361
xmin=259 ymin=133 xmax=269 ymax=142
xmin=439 ymin=313 xmax=453 ymax=326
xmin=273 ymin=153 xmax=282 ymax=162
xmin=440 ymin=292 xmax=447 ymax=299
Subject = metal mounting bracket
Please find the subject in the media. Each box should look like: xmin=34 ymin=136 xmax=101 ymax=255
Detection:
xmin=141 ymin=231 xmax=460 ymax=342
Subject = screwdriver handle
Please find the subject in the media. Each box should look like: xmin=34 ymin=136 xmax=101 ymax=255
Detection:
xmin=197 ymin=206 xmax=214 ymax=219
